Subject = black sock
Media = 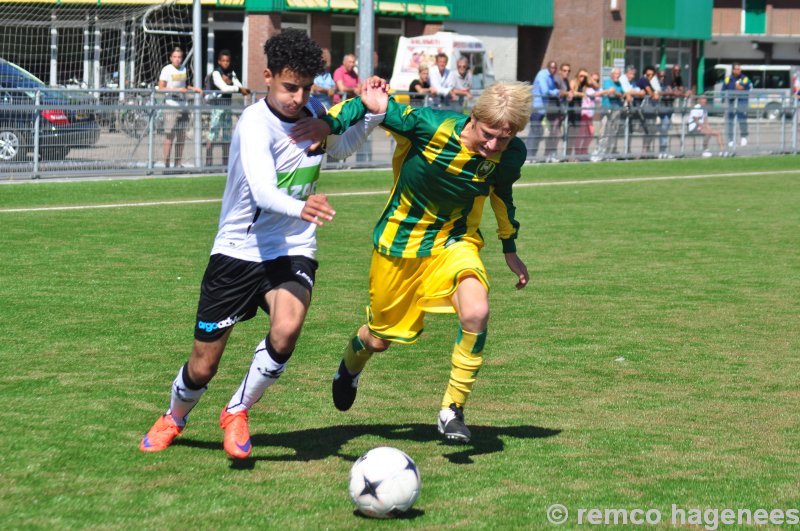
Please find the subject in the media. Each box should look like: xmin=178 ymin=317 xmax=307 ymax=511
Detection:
xmin=181 ymin=363 xmax=205 ymax=391
xmin=265 ymin=335 xmax=293 ymax=365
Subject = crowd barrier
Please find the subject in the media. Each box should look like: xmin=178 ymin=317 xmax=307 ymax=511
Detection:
xmin=525 ymin=92 xmax=800 ymax=163
xmin=0 ymin=88 xmax=797 ymax=181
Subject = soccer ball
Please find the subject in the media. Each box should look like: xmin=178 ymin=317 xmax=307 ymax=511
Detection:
xmin=348 ymin=446 xmax=421 ymax=518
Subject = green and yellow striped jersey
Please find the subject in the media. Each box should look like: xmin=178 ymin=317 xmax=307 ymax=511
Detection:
xmin=324 ymin=97 xmax=525 ymax=258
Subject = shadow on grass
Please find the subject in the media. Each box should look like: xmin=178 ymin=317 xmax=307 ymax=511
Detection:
xmin=351 ymin=507 xmax=426 ymax=520
xmin=175 ymin=423 xmax=561 ymax=465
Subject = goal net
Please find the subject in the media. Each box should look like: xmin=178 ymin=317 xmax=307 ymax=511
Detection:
xmin=0 ymin=0 xmax=195 ymax=90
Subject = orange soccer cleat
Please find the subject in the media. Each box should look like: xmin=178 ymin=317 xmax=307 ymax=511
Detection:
xmin=140 ymin=414 xmax=183 ymax=452
xmin=220 ymin=408 xmax=252 ymax=459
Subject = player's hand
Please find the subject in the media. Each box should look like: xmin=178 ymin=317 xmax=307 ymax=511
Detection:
xmin=504 ymin=252 xmax=529 ymax=290
xmin=290 ymin=117 xmax=331 ymax=150
xmin=360 ymin=77 xmax=389 ymax=114
xmin=240 ymin=87 xmax=251 ymax=96
xmin=301 ymin=194 xmax=336 ymax=226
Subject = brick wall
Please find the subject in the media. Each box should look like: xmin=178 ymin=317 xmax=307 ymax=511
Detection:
xmin=768 ymin=0 xmax=800 ymax=35
xmin=712 ymin=0 xmax=742 ymax=35
xmin=246 ymin=13 xmax=281 ymax=93
xmin=543 ymin=0 xmax=625 ymax=76
xmin=311 ymin=13 xmax=333 ymax=49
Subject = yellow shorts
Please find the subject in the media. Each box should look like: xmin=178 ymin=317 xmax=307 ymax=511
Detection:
xmin=366 ymin=241 xmax=489 ymax=344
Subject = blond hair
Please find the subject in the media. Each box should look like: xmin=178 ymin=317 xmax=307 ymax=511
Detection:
xmin=472 ymin=81 xmax=532 ymax=133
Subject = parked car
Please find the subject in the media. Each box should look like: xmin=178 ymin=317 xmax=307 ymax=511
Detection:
xmin=0 ymin=58 xmax=100 ymax=162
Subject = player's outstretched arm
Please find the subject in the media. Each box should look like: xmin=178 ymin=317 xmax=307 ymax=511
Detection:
xmin=292 ymin=76 xmax=388 ymax=155
xmin=301 ymin=194 xmax=336 ymax=226
xmin=504 ymin=252 xmax=529 ymax=290
xmin=289 ymin=116 xmax=332 ymax=146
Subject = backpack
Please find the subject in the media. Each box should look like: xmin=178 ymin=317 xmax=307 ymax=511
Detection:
xmin=204 ymin=71 xmax=222 ymax=104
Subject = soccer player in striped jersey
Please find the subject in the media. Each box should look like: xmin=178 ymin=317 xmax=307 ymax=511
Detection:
xmin=139 ymin=30 xmax=387 ymax=459
xmin=295 ymin=80 xmax=532 ymax=444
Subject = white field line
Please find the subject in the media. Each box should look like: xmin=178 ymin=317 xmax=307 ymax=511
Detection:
xmin=1 ymin=168 xmax=798 ymax=214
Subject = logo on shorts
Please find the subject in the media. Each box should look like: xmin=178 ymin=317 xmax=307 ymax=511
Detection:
xmin=295 ymin=269 xmax=314 ymax=287
xmin=197 ymin=315 xmax=241 ymax=333
xmin=474 ymin=160 xmax=496 ymax=181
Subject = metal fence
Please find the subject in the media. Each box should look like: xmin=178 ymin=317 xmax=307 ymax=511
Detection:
xmin=0 ymin=88 xmax=798 ymax=181
xmin=526 ymin=91 xmax=800 ymax=163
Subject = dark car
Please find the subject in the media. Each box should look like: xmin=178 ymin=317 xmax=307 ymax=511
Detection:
xmin=0 ymin=59 xmax=100 ymax=162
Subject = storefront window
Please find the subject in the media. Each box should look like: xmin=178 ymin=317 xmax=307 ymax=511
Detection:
xmin=331 ymin=14 xmax=357 ymax=70
xmin=282 ymin=13 xmax=310 ymax=34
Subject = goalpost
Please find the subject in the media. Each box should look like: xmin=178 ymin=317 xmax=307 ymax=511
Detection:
xmin=0 ymin=0 xmax=210 ymax=167
xmin=0 ymin=0 xmax=195 ymax=91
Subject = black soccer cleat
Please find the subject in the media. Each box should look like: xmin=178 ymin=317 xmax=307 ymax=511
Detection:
xmin=332 ymin=359 xmax=360 ymax=411
xmin=437 ymin=404 xmax=471 ymax=444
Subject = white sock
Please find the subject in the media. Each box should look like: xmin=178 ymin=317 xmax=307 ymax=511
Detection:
xmin=225 ymin=339 xmax=288 ymax=414
xmin=167 ymin=365 xmax=207 ymax=427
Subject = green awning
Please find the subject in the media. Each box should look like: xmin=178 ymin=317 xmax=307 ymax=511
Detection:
xmin=8 ymin=0 xmax=245 ymax=5
xmin=276 ymin=0 xmax=451 ymax=17
xmin=447 ymin=0 xmax=552 ymax=27
xmin=626 ymin=0 xmax=712 ymax=40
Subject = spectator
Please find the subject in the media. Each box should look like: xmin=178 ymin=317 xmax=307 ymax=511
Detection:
xmin=634 ymin=65 xmax=659 ymax=154
xmin=656 ymin=68 xmax=687 ymax=159
xmin=794 ymin=71 xmax=800 ymax=98
xmin=577 ymin=72 xmax=608 ymax=157
xmin=429 ymin=52 xmax=455 ymax=106
xmin=205 ymin=49 xmax=250 ymax=167
xmin=688 ymin=95 xmax=725 ymax=156
xmin=544 ymin=62 xmax=572 ymax=161
xmin=333 ymin=53 xmax=360 ymax=103
xmin=409 ymin=64 xmax=432 ymax=102
xmin=794 ymin=72 xmax=800 ymax=124
xmin=529 ymin=61 xmax=559 ymax=160
xmin=667 ymin=64 xmax=687 ymax=95
xmin=568 ymin=68 xmax=592 ymax=157
xmin=599 ymin=67 xmax=625 ymax=157
xmin=312 ymin=48 xmax=336 ymax=109
xmin=722 ymin=63 xmax=751 ymax=148
xmin=619 ymin=65 xmax=637 ymax=100
xmin=451 ymin=57 xmax=473 ymax=106
xmin=158 ymin=46 xmax=202 ymax=169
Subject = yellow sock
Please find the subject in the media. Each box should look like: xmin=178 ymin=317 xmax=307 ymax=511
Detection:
xmin=343 ymin=332 xmax=373 ymax=375
xmin=441 ymin=327 xmax=486 ymax=409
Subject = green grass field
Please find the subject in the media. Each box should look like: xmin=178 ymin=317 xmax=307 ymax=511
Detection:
xmin=2 ymin=156 xmax=799 ymax=529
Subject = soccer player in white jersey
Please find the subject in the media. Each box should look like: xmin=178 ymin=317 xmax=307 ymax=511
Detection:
xmin=140 ymin=29 xmax=387 ymax=459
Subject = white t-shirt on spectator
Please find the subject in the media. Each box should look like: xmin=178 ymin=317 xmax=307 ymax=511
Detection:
xmin=688 ymin=104 xmax=706 ymax=132
xmin=159 ymin=64 xmax=188 ymax=106
xmin=430 ymin=67 xmax=454 ymax=97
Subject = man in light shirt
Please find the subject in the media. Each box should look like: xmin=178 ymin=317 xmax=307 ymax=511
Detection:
xmin=429 ymin=52 xmax=455 ymax=107
xmin=158 ymin=46 xmax=203 ymax=169
xmin=451 ymin=57 xmax=473 ymax=106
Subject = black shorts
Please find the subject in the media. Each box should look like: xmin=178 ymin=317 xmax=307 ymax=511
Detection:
xmin=194 ymin=254 xmax=318 ymax=341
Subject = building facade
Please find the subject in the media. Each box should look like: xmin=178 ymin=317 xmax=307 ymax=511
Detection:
xmin=708 ymin=0 xmax=800 ymax=65
xmin=1 ymin=0 xmax=796 ymax=96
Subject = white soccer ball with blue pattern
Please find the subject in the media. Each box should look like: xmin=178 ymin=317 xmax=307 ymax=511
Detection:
xmin=348 ymin=446 xmax=421 ymax=518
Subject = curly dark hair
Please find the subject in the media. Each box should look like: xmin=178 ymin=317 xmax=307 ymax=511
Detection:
xmin=263 ymin=29 xmax=325 ymax=79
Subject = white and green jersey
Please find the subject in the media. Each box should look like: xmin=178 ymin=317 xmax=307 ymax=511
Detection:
xmin=211 ymin=97 xmax=382 ymax=262
xmin=211 ymin=98 xmax=327 ymax=262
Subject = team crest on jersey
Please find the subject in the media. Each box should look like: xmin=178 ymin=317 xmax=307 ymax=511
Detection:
xmin=474 ymin=160 xmax=496 ymax=181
